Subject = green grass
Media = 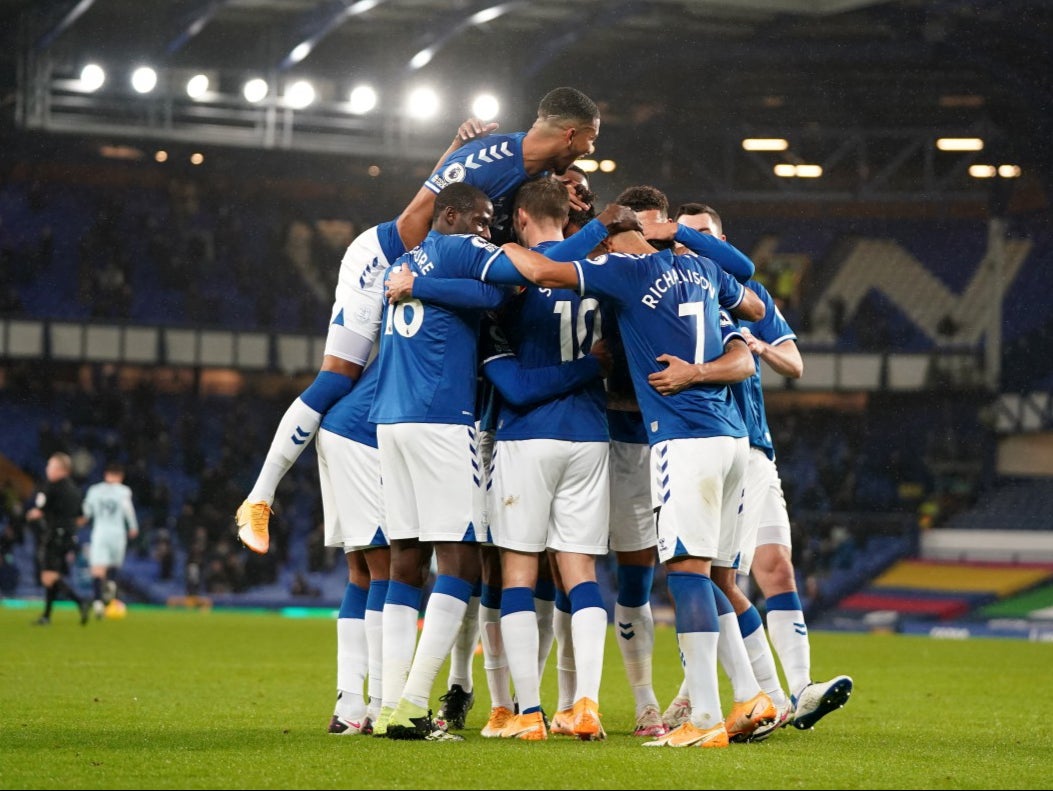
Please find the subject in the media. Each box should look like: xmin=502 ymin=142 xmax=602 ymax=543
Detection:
xmin=1 ymin=602 xmax=1051 ymax=790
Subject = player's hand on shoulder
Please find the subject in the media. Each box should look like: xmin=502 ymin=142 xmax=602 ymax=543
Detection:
xmin=456 ymin=117 xmax=499 ymax=145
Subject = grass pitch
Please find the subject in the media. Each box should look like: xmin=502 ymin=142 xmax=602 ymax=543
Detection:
xmin=1 ymin=602 xmax=1050 ymax=790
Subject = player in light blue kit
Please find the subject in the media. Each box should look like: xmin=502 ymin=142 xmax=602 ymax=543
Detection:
xmin=495 ymin=214 xmax=771 ymax=748
xmin=81 ymin=462 xmax=139 ymax=619
xmin=237 ymin=88 xmax=600 ymax=554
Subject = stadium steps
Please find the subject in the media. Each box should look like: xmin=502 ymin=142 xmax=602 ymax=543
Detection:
xmin=941 ymin=478 xmax=1053 ymax=533
xmin=803 ymin=232 xmax=1031 ymax=349
xmin=829 ymin=559 xmax=1053 ymax=623
xmin=975 ymin=582 xmax=1053 ymax=621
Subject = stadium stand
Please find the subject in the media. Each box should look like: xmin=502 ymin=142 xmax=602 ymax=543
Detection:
xmin=2 ymin=137 xmax=1052 ymax=625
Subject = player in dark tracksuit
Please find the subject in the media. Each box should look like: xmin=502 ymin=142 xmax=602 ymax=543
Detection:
xmin=27 ymin=452 xmax=89 ymax=625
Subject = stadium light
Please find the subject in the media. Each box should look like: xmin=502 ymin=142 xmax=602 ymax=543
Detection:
xmin=469 ymin=5 xmax=511 ymax=25
xmin=349 ymin=85 xmax=377 ymax=114
xmin=243 ymin=78 xmax=269 ymax=103
xmin=472 ymin=93 xmax=499 ymax=121
xmin=997 ymin=164 xmax=1021 ymax=178
xmin=409 ymin=47 xmax=435 ymax=71
xmin=406 ymin=86 xmax=439 ymax=120
xmin=968 ymin=165 xmax=996 ymax=178
xmin=284 ymin=80 xmax=316 ymax=109
xmin=774 ymin=163 xmax=822 ymax=178
xmin=155 ymin=150 xmax=168 ymax=163
xmin=79 ymin=63 xmax=105 ymax=92
xmin=575 ymin=159 xmax=599 ymax=173
xmin=289 ymin=43 xmax=312 ymax=65
xmin=936 ymin=137 xmax=984 ymax=151
xmin=186 ymin=74 xmax=209 ymax=99
xmin=131 ymin=67 xmax=157 ymax=94
xmin=742 ymin=138 xmax=789 ymax=151
xmin=599 ymin=159 xmax=617 ymax=173
xmin=190 ymin=153 xmax=204 ymax=165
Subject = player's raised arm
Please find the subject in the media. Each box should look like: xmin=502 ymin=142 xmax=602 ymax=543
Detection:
xmin=396 ymin=117 xmax=499 ymax=251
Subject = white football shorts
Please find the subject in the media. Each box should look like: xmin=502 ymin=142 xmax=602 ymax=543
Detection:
xmin=608 ymin=439 xmax=656 ymax=553
xmin=489 ymin=438 xmax=610 ymax=555
xmin=377 ymin=422 xmax=484 ymax=543
xmin=651 ymin=435 xmax=749 ymax=565
xmin=478 ymin=427 xmax=495 ymax=544
xmin=324 ymin=225 xmax=399 ymax=366
xmin=317 ymin=427 xmax=387 ymax=551
xmin=735 ymin=448 xmax=792 ymax=576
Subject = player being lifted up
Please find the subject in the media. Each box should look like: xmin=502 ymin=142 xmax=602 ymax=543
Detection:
xmin=236 ymin=87 xmax=601 ymax=555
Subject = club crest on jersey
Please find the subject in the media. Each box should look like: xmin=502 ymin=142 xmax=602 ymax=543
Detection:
xmin=589 ymin=254 xmax=609 ymax=266
xmin=442 ymin=162 xmax=466 ymax=184
xmin=470 ymin=235 xmax=498 ymax=252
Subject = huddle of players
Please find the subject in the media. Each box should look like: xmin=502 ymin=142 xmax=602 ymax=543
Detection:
xmin=238 ymin=86 xmax=851 ymax=746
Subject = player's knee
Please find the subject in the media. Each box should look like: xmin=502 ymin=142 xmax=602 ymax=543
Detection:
xmin=755 ymin=557 xmax=796 ymax=596
xmin=300 ymin=369 xmax=355 ymax=413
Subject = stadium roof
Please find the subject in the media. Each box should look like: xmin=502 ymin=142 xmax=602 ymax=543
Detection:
xmin=0 ymin=0 xmax=1050 ymax=202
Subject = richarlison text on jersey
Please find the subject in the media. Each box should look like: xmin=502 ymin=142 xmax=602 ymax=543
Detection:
xmin=641 ymin=267 xmax=716 ymax=309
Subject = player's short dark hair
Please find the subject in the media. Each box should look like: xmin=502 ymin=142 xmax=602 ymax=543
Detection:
xmin=538 ymin=87 xmax=599 ymax=125
xmin=514 ymin=176 xmax=569 ymax=224
xmin=675 ymin=202 xmax=723 ymax=234
xmin=433 ymin=182 xmax=489 ymax=222
xmin=104 ymin=461 xmax=124 ymax=476
xmin=567 ymin=183 xmax=598 ymax=229
xmin=616 ymin=185 xmax=669 ymax=218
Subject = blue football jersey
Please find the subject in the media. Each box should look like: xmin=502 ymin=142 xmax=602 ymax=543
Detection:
xmin=369 ymin=231 xmax=509 ymax=426
xmin=320 ymin=359 xmax=380 ymax=448
xmin=489 ymin=240 xmax=607 ymax=442
xmin=731 ymin=280 xmax=797 ymax=460
xmin=574 ymin=249 xmax=748 ymax=444
xmin=607 ymin=408 xmax=648 ymax=444
xmin=424 ymin=132 xmax=532 ymax=244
